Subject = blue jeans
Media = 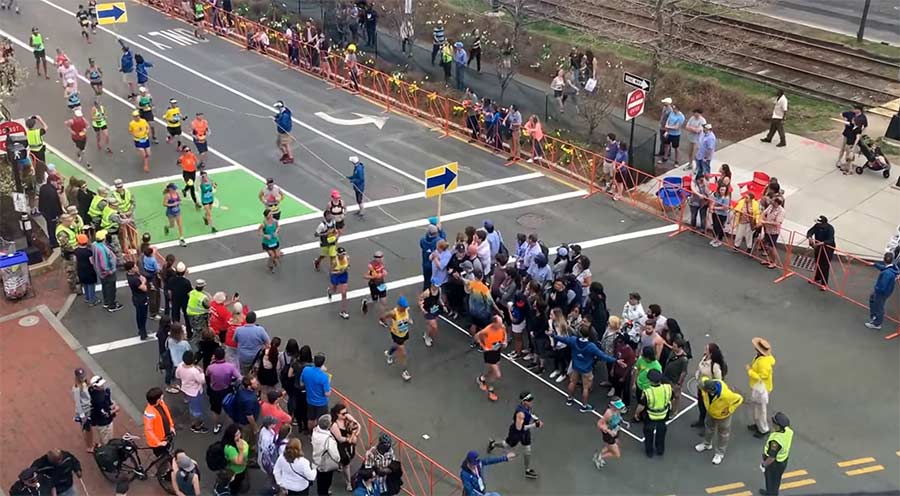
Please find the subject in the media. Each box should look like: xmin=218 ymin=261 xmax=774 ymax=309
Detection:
xmin=869 ymin=292 xmax=888 ymax=326
xmin=83 ymin=282 xmax=97 ymax=303
xmin=695 ymin=159 xmax=710 ymax=179
xmin=134 ymin=301 xmax=149 ymax=339
xmin=456 ymin=63 xmax=466 ymax=91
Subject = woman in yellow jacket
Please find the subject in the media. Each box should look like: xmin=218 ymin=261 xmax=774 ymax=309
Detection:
xmin=747 ymin=337 xmax=775 ymax=438
xmin=696 ymin=379 xmax=743 ymax=465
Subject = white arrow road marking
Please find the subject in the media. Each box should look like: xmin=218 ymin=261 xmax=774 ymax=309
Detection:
xmin=314 ymin=112 xmax=388 ymax=130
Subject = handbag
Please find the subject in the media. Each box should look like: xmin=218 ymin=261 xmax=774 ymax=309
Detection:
xmin=583 ymin=77 xmax=597 ymax=92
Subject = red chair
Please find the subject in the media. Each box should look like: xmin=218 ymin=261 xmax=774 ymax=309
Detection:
xmin=738 ymin=171 xmax=769 ymax=198
xmin=681 ymin=175 xmax=693 ymax=200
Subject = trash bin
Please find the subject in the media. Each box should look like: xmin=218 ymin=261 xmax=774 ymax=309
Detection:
xmin=0 ymin=250 xmax=31 ymax=300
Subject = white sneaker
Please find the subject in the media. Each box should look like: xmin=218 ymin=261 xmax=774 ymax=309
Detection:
xmin=401 ymin=370 xmax=412 ymax=381
xmin=549 ymin=370 xmax=560 ymax=379
xmin=607 ymin=388 xmax=615 ymax=397
xmin=712 ymin=453 xmax=724 ymax=465
xmin=555 ymin=374 xmax=566 ymax=383
xmin=864 ymin=322 xmax=881 ymax=330
xmin=423 ymin=334 xmax=434 ymax=347
xmin=695 ymin=443 xmax=712 ymax=453
xmin=384 ymin=350 xmax=394 ymax=365
xmin=709 ymin=239 xmax=717 ymax=246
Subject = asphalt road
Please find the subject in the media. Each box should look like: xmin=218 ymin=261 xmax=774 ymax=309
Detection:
xmin=3 ymin=1 xmax=899 ymax=495
xmin=761 ymin=0 xmax=900 ymax=45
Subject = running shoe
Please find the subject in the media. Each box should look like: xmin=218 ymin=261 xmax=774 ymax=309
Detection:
xmin=423 ymin=334 xmax=433 ymax=347
xmin=107 ymin=303 xmax=124 ymax=313
xmin=203 ymin=216 xmax=208 ymax=226
xmin=213 ymin=424 xmax=222 ymax=434
xmin=339 ymin=311 xmax=349 ymax=320
xmin=379 ymin=320 xmax=388 ymax=328
xmin=487 ymin=390 xmax=498 ymax=401
xmin=524 ymin=469 xmax=539 ymax=479
xmin=327 ymin=287 xmax=333 ymax=300
xmin=361 ymin=299 xmax=369 ymax=314
xmin=565 ymin=396 xmax=575 ymax=407
xmin=401 ymin=370 xmax=412 ymax=381
xmin=712 ymin=454 xmax=724 ymax=465
xmin=86 ymin=163 xmax=92 ymax=170
xmin=179 ymin=239 xmax=187 ymax=247
xmin=313 ymin=258 xmax=321 ymax=271
xmin=555 ymin=374 xmax=566 ymax=384
xmin=607 ymin=388 xmax=615 ymax=397
xmin=477 ymin=375 xmax=487 ymax=391
xmin=487 ymin=439 xmax=496 ymax=453
xmin=211 ymin=227 xmax=218 ymax=233
xmin=384 ymin=350 xmax=394 ymax=365
xmin=190 ymin=425 xmax=210 ymax=434
xmin=507 ymin=351 xmax=519 ymax=359
xmin=549 ymin=370 xmax=560 ymax=380
xmin=163 ymin=226 xmax=170 ymax=235
xmin=579 ymin=404 xmax=594 ymax=413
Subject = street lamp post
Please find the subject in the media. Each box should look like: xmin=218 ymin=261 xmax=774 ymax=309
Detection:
xmin=856 ymin=0 xmax=872 ymax=42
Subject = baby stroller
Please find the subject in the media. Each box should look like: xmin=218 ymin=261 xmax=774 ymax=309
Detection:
xmin=855 ymin=135 xmax=891 ymax=178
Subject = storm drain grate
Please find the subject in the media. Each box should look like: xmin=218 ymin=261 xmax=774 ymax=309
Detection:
xmin=791 ymin=255 xmax=815 ymax=271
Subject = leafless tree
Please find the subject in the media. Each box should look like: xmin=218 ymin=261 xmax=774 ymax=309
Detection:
xmin=486 ymin=0 xmax=554 ymax=103
xmin=577 ymin=60 xmax=624 ymax=143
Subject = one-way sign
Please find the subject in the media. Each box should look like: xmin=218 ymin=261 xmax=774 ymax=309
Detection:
xmin=623 ymin=72 xmax=651 ymax=92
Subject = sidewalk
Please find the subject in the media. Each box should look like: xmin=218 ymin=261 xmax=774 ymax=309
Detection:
xmin=0 ymin=304 xmax=161 ymax=495
xmin=651 ymin=131 xmax=899 ymax=258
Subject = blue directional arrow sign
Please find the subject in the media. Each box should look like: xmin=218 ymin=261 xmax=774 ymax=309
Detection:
xmin=424 ymin=162 xmax=459 ymax=198
xmin=96 ymin=2 xmax=128 ymax=25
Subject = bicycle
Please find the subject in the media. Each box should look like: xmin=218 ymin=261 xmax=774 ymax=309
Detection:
xmin=93 ymin=432 xmax=176 ymax=494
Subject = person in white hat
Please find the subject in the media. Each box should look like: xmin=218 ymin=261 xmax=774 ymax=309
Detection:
xmin=657 ymin=98 xmax=673 ymax=156
xmin=65 ymin=77 xmax=81 ymax=110
xmin=163 ymin=98 xmax=183 ymax=146
xmin=273 ymin=100 xmax=294 ymax=164
xmin=88 ymin=375 xmax=120 ymax=447
xmin=346 ymin=156 xmax=365 ymax=215
xmin=64 ymin=107 xmax=91 ymax=168
xmin=695 ymin=123 xmax=716 ymax=180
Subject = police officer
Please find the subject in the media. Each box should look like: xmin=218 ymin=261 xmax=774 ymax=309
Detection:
xmin=487 ymin=391 xmax=542 ymax=479
xmin=185 ymin=278 xmax=210 ymax=340
xmin=87 ymin=186 xmax=109 ymax=229
xmin=759 ymin=412 xmax=793 ymax=496
xmin=55 ymin=214 xmax=79 ymax=292
xmin=634 ymin=369 xmax=672 ymax=458
xmin=112 ymin=179 xmax=135 ymax=224
xmin=100 ymin=196 xmax=124 ymax=266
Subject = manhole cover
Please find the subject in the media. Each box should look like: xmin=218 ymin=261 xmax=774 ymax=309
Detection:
xmin=791 ymin=255 xmax=815 ymax=271
xmin=516 ymin=213 xmax=544 ymax=229
xmin=18 ymin=315 xmax=39 ymax=327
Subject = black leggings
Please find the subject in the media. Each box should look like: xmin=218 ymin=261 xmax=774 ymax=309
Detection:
xmin=468 ymin=47 xmax=482 ymax=71
xmin=316 ymin=470 xmax=335 ymax=495
xmin=712 ymin=213 xmax=727 ymax=241
xmin=612 ymin=371 xmax=631 ymax=407
xmin=182 ymin=170 xmax=197 ymax=205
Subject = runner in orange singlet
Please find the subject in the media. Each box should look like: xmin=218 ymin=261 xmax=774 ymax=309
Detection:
xmin=475 ymin=316 xmax=507 ymax=401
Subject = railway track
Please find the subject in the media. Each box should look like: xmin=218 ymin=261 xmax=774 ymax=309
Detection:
xmin=511 ymin=0 xmax=900 ymax=108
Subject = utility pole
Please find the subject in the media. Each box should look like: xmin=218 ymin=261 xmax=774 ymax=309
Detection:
xmin=856 ymin=0 xmax=871 ymax=42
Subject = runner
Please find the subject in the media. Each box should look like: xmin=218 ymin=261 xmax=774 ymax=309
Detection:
xmin=190 ymin=112 xmax=209 ymax=166
xmin=199 ymin=170 xmax=217 ymax=232
xmin=163 ymin=98 xmax=184 ymax=146
xmin=88 ymin=0 xmax=98 ymax=33
xmin=64 ymin=108 xmax=90 ymax=169
xmin=84 ymin=58 xmax=103 ymax=96
xmin=475 ymin=315 xmax=507 ymax=402
xmin=128 ymin=110 xmax=152 ymax=172
xmin=258 ymin=178 xmax=284 ymax=220
xmin=177 ymin=143 xmax=200 ymax=208
xmin=193 ymin=1 xmax=206 ymax=39
xmin=327 ymin=246 xmax=351 ymax=319
xmin=30 ymin=27 xmax=48 ymax=80
xmin=162 ymin=183 xmax=187 ymax=246
xmin=273 ymin=101 xmax=294 ymax=164
xmin=361 ymin=250 xmax=388 ymax=315
xmin=379 ymin=296 xmax=413 ymax=381
xmin=136 ymin=86 xmax=158 ymax=144
xmin=326 ymin=189 xmax=346 ymax=233
xmin=259 ymin=208 xmax=281 ymax=273
xmin=2 ymin=0 xmax=18 ymax=14
xmin=76 ymin=4 xmax=92 ymax=44
xmin=487 ymin=391 xmax=542 ymax=479
xmin=90 ymin=99 xmax=112 ymax=154
xmin=418 ymin=281 xmax=446 ymax=347
xmin=313 ymin=210 xmax=338 ymax=272
xmin=593 ymin=397 xmax=629 ymax=469
xmin=64 ymin=79 xmax=81 ymax=111
xmin=119 ymin=41 xmax=136 ymax=99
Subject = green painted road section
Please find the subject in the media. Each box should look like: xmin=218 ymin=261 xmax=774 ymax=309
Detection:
xmin=48 ymin=150 xmax=315 ymax=241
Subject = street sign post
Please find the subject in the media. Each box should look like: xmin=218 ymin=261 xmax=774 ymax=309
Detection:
xmin=623 ymin=72 xmax=651 ymax=92
xmin=624 ymin=89 xmax=646 ymax=168
xmin=0 ymin=120 xmax=26 ymax=152
xmin=425 ymin=162 xmax=459 ymax=217
xmin=96 ymin=2 xmax=128 ymax=25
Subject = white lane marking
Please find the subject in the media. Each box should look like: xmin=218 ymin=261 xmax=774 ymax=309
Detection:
xmin=112 ymin=190 xmax=587 ymax=287
xmin=44 ymin=143 xmax=111 ymax=189
xmin=87 ymin=224 xmax=675 ymax=354
xmin=121 ymin=164 xmax=242 ymax=188
xmin=40 ymin=0 xmax=427 ymax=186
xmin=0 ymin=26 xmax=316 ymax=213
xmin=315 ymin=112 xmax=388 ymax=129
xmin=150 ymin=171 xmax=544 ymax=250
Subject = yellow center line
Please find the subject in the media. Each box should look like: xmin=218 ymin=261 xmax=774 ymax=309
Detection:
xmin=846 ymin=465 xmax=885 ymax=476
xmin=836 ymin=457 xmax=876 ymax=467
xmin=780 ymin=478 xmax=816 ymax=490
xmin=705 ymin=482 xmax=746 ymax=494
xmin=781 ymin=469 xmax=808 ymax=479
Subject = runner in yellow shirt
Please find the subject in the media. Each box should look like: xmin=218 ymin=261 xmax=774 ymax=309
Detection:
xmin=128 ymin=109 xmax=151 ymax=172
xmin=162 ymin=98 xmax=183 ymax=146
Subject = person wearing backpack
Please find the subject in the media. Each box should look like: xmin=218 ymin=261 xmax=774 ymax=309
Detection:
xmin=274 ymin=438 xmax=317 ymax=495
xmin=259 ymin=418 xmax=291 ymax=493
xmin=207 ymin=347 xmax=240 ymax=435
xmin=311 ymin=414 xmax=341 ymax=496
xmin=170 ymin=451 xmax=200 ymax=496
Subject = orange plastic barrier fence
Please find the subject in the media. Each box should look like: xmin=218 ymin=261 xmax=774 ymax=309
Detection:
xmin=142 ymin=1 xmax=898 ymax=338
xmin=330 ymin=387 xmax=464 ymax=496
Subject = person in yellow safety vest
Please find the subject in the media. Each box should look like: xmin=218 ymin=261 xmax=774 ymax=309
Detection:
xmin=186 ymin=279 xmax=211 ymax=338
xmin=65 ymin=205 xmax=85 ymax=235
xmin=31 ymin=27 xmax=49 ymax=79
xmin=440 ymin=41 xmax=453 ymax=83
xmin=88 ymin=186 xmax=109 ymax=228
xmin=55 ymin=214 xmax=79 ymax=292
xmin=112 ymin=178 xmax=135 ymax=223
xmin=101 ymin=196 xmax=125 ymax=266
xmin=747 ymin=337 xmax=775 ymax=439
xmin=695 ymin=378 xmax=744 ymax=465
xmin=25 ymin=114 xmax=49 ymax=180
xmin=634 ymin=369 xmax=672 ymax=459
xmin=759 ymin=412 xmax=793 ymax=496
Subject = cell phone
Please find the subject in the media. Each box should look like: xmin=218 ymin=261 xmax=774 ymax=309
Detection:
xmin=233 ymin=292 xmax=239 ymax=298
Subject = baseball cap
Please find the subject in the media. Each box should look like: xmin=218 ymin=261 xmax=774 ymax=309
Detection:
xmin=337 ymin=246 xmax=347 ymax=255
xmin=465 ymin=450 xmax=479 ymax=464
xmin=647 ymin=369 xmax=664 ymax=383
xmin=661 ymin=97 xmax=673 ymax=104
xmin=428 ymin=216 xmax=439 ymax=226
xmin=132 ymin=110 xmax=140 ymax=117
xmin=266 ymin=177 xmax=275 ymax=184
xmin=175 ymin=261 xmax=187 ymax=273
xmin=816 ymin=215 xmax=828 ymax=223
xmin=90 ymin=375 xmax=106 ymax=387
xmin=373 ymin=251 xmax=384 ymax=258
xmin=273 ymin=100 xmax=284 ymax=109
xmin=703 ymin=123 xmax=712 ymax=130
xmin=348 ymin=156 xmax=359 ymax=163
xmin=74 ymin=367 xmax=86 ymax=379
xmin=95 ymin=229 xmax=108 ymax=241
xmin=139 ymin=86 xmax=147 ymax=93
xmin=76 ymin=234 xmax=89 ymax=245
xmin=195 ymin=279 xmax=206 ymax=287
xmin=426 ymin=224 xmax=438 ymax=235
xmin=397 ymin=296 xmax=408 ymax=308
xmin=169 ymin=98 xmax=178 ymax=105
xmin=519 ymin=391 xmax=534 ymax=402
xmin=331 ymin=189 xmax=341 ymax=199
xmin=73 ymin=108 xmax=83 ymax=117
xmin=114 ymin=178 xmax=124 ymax=187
